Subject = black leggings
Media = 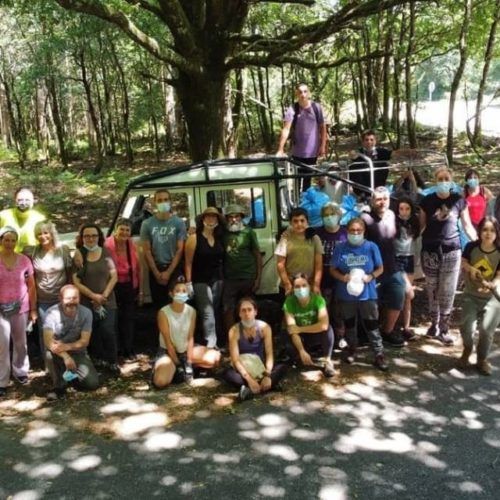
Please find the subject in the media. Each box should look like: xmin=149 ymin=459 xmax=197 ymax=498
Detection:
xmin=223 ymin=363 xmax=288 ymax=389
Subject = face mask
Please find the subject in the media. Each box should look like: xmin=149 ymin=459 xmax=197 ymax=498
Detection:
xmin=241 ymin=319 xmax=256 ymax=328
xmin=323 ymin=215 xmax=340 ymax=228
xmin=204 ymin=221 xmax=218 ymax=229
xmin=156 ymin=202 xmax=171 ymax=213
xmin=398 ymin=213 xmax=411 ymax=221
xmin=436 ymin=181 xmax=452 ymax=195
xmin=173 ymin=293 xmax=189 ymax=304
xmin=83 ymin=244 xmax=100 ymax=252
xmin=16 ymin=201 xmax=32 ymax=212
xmin=348 ymin=233 xmax=364 ymax=246
xmin=294 ymin=287 xmax=310 ymax=299
xmin=467 ymin=178 xmax=479 ymax=189
xmin=228 ymin=222 xmax=244 ymax=233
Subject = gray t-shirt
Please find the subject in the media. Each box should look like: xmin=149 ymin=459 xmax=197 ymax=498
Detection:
xmin=43 ymin=304 xmax=93 ymax=354
xmin=140 ymin=215 xmax=187 ymax=266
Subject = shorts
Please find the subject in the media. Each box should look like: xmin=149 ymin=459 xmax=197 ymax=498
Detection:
xmin=378 ymin=271 xmax=406 ymax=311
xmin=396 ymin=255 xmax=415 ymax=274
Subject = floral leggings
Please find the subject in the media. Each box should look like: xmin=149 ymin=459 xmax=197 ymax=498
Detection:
xmin=421 ymin=248 xmax=461 ymax=332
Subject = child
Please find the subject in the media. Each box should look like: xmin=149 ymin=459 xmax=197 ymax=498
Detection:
xmin=394 ymin=197 xmax=420 ymax=341
xmin=459 ymin=216 xmax=500 ymax=375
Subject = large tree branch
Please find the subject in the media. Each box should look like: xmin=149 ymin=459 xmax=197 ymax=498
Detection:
xmin=54 ymin=0 xmax=200 ymax=75
xmin=252 ymin=0 xmax=315 ymax=4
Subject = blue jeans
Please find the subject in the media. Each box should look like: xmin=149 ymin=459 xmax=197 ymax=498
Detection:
xmin=193 ymin=280 xmax=223 ymax=348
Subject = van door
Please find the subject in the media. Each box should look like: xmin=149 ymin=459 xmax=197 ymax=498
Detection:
xmin=197 ymin=182 xmax=280 ymax=295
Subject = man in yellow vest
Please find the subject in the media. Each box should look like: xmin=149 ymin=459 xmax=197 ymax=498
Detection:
xmin=0 ymin=187 xmax=45 ymax=252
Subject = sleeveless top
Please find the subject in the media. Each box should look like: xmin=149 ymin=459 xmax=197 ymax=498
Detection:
xmin=238 ymin=320 xmax=265 ymax=360
xmin=192 ymin=232 xmax=224 ymax=284
xmin=465 ymin=187 xmax=487 ymax=227
xmin=159 ymin=303 xmax=195 ymax=353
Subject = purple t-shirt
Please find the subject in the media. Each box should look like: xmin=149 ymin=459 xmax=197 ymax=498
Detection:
xmin=284 ymin=102 xmax=324 ymax=158
xmin=0 ymin=254 xmax=33 ymax=313
xmin=315 ymin=226 xmax=348 ymax=289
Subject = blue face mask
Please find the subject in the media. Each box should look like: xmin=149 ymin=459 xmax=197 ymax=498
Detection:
xmin=294 ymin=287 xmax=310 ymax=299
xmin=173 ymin=293 xmax=189 ymax=304
xmin=466 ymin=178 xmax=479 ymax=189
xmin=436 ymin=181 xmax=452 ymax=195
xmin=348 ymin=233 xmax=364 ymax=246
xmin=83 ymin=244 xmax=99 ymax=252
xmin=323 ymin=215 xmax=340 ymax=228
xmin=157 ymin=202 xmax=171 ymax=213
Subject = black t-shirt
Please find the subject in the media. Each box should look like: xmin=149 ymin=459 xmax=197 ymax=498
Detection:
xmin=420 ymin=192 xmax=466 ymax=250
xmin=349 ymin=147 xmax=392 ymax=195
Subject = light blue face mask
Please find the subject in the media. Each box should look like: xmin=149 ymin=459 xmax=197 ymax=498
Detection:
xmin=173 ymin=293 xmax=189 ymax=304
xmin=323 ymin=215 xmax=340 ymax=228
xmin=156 ymin=202 xmax=171 ymax=213
xmin=83 ymin=244 xmax=99 ymax=252
xmin=436 ymin=181 xmax=452 ymax=195
xmin=241 ymin=319 xmax=256 ymax=328
xmin=466 ymin=178 xmax=479 ymax=189
xmin=294 ymin=287 xmax=310 ymax=299
xmin=348 ymin=233 xmax=364 ymax=246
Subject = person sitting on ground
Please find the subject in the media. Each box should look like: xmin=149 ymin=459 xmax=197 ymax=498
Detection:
xmin=224 ymin=297 xmax=287 ymax=402
xmin=152 ymin=277 xmax=221 ymax=389
xmin=330 ymin=217 xmax=388 ymax=371
xmin=0 ymin=226 xmax=37 ymax=398
xmin=222 ymin=204 xmax=262 ymax=335
xmin=0 ymin=187 xmax=46 ymax=252
xmin=463 ymin=168 xmax=493 ymax=230
xmin=276 ymin=207 xmax=323 ymax=296
xmin=43 ymin=285 xmax=99 ymax=401
xmin=459 ymin=216 xmax=500 ymax=376
xmin=283 ymin=273 xmax=335 ymax=378
xmin=104 ymin=217 xmax=142 ymax=362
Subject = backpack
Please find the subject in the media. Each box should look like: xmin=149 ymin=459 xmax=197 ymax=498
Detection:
xmin=290 ymin=101 xmax=321 ymax=144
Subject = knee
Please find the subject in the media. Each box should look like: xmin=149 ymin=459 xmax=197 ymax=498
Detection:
xmin=152 ymin=366 xmax=174 ymax=389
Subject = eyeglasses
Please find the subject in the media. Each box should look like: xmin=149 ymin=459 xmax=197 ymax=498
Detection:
xmin=83 ymin=234 xmax=99 ymax=239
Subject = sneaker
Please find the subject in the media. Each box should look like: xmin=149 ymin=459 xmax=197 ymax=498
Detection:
xmin=458 ymin=348 xmax=472 ymax=369
xmin=436 ymin=331 xmax=454 ymax=346
xmin=374 ymin=354 xmax=389 ymax=372
xmin=401 ymin=328 xmax=416 ymax=341
xmin=0 ymin=387 xmax=6 ymax=398
xmin=14 ymin=375 xmax=29 ymax=385
xmin=477 ymin=360 xmax=492 ymax=376
xmin=426 ymin=323 xmax=438 ymax=338
xmin=382 ymin=332 xmax=406 ymax=348
xmin=323 ymin=360 xmax=335 ymax=378
xmin=104 ymin=362 xmax=122 ymax=376
xmin=238 ymin=385 xmax=252 ymax=402
xmin=338 ymin=338 xmax=348 ymax=350
xmin=46 ymin=388 xmax=66 ymax=402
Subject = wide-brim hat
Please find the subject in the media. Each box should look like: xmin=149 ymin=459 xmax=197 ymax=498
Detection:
xmin=201 ymin=206 xmax=225 ymax=225
xmin=224 ymin=204 xmax=246 ymax=217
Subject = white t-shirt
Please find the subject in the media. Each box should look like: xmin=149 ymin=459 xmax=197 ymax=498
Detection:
xmin=158 ymin=303 xmax=195 ymax=353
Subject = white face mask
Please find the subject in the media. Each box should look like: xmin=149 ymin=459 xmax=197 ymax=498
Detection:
xmin=241 ymin=319 xmax=256 ymax=328
xmin=83 ymin=244 xmax=99 ymax=252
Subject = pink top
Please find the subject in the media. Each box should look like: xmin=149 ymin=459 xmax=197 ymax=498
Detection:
xmin=465 ymin=188 xmax=487 ymax=227
xmin=115 ymin=252 xmax=132 ymax=283
xmin=0 ymin=254 xmax=34 ymax=313
xmin=104 ymin=236 xmax=140 ymax=288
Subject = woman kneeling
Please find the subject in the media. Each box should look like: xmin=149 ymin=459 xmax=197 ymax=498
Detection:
xmin=152 ymin=277 xmax=221 ymax=388
xmin=225 ymin=298 xmax=287 ymax=401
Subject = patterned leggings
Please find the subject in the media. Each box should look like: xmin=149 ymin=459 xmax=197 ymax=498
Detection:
xmin=421 ymin=248 xmax=461 ymax=331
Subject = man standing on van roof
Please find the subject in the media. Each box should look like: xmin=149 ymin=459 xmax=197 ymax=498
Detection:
xmin=222 ymin=204 xmax=263 ymax=334
xmin=276 ymin=83 xmax=327 ymax=192
xmin=140 ymin=189 xmax=186 ymax=309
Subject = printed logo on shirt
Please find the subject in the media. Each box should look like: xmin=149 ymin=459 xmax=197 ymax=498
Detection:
xmin=473 ymin=257 xmax=495 ymax=280
xmin=151 ymin=225 xmax=177 ymax=243
xmin=345 ymin=253 xmax=369 ymax=267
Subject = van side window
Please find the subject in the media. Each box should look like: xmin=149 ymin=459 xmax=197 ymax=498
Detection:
xmin=206 ymin=188 xmax=266 ymax=228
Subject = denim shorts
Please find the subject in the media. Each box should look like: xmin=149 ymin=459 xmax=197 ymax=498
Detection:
xmin=378 ymin=271 xmax=406 ymax=311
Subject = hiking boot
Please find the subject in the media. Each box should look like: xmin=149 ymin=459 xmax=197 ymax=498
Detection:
xmin=426 ymin=323 xmax=438 ymax=338
xmin=374 ymin=354 xmax=389 ymax=372
xmin=238 ymin=385 xmax=252 ymax=402
xmin=323 ymin=359 xmax=335 ymax=378
xmin=46 ymin=388 xmax=66 ymax=402
xmin=436 ymin=331 xmax=455 ymax=346
xmin=401 ymin=328 xmax=416 ymax=341
xmin=382 ymin=331 xmax=406 ymax=348
xmin=477 ymin=360 xmax=492 ymax=376
xmin=458 ymin=348 xmax=472 ymax=369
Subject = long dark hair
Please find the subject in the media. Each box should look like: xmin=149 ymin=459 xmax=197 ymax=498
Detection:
xmin=395 ymin=196 xmax=420 ymax=238
xmin=477 ymin=216 xmax=500 ymax=250
xmin=75 ymin=223 xmax=105 ymax=249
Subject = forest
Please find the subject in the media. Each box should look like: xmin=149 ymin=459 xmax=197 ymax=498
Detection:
xmin=0 ymin=0 xmax=498 ymax=173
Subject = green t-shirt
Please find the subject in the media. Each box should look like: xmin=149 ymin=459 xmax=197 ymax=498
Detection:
xmin=283 ymin=293 xmax=326 ymax=326
xmin=223 ymin=227 xmax=260 ymax=280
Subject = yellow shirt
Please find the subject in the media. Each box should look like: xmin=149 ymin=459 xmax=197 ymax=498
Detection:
xmin=0 ymin=207 xmax=46 ymax=252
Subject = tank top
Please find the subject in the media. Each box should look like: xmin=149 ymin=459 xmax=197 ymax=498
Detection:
xmin=192 ymin=232 xmax=224 ymax=283
xmin=466 ymin=187 xmax=487 ymax=227
xmin=159 ymin=303 xmax=195 ymax=353
xmin=238 ymin=320 xmax=265 ymax=360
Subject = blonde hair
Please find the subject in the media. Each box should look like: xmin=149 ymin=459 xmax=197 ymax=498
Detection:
xmin=34 ymin=220 xmax=60 ymax=247
xmin=434 ymin=166 xmax=452 ymax=180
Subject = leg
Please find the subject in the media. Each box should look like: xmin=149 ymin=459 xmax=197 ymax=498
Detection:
xmin=359 ymin=301 xmax=384 ymax=356
xmin=45 ymin=350 xmax=66 ymax=390
xmin=73 ymin=353 xmax=100 ymax=391
xmin=421 ymin=250 xmax=442 ymax=328
xmin=402 ymin=273 xmax=415 ymax=331
xmin=191 ymin=345 xmax=221 ymax=369
xmin=152 ymin=352 xmax=176 ymax=388
xmin=193 ymin=283 xmax=218 ymax=348
xmin=211 ymin=280 xmax=224 ymax=346
xmin=114 ymin=282 xmax=137 ymax=357
xmin=223 ymin=367 xmax=246 ymax=388
xmin=0 ymin=316 xmax=12 ymax=388
xmin=436 ymin=249 xmax=461 ymax=333
xmin=379 ymin=272 xmax=405 ymax=335
xmin=37 ymin=303 xmax=55 ymax=367
xmin=10 ymin=313 xmax=29 ymax=379
xmin=339 ymin=301 xmax=358 ymax=351
xmin=269 ymin=363 xmax=288 ymax=388
xmin=460 ymin=294 xmax=480 ymax=355
xmin=97 ymin=308 xmax=119 ymax=365
xmin=149 ymin=270 xmax=170 ymax=310
xmin=476 ymin=296 xmax=500 ymax=363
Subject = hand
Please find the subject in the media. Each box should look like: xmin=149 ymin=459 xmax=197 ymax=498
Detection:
xmin=248 ymin=379 xmax=261 ymax=394
xmin=276 ymin=150 xmax=287 ymax=158
xmin=29 ymin=310 xmax=38 ymax=323
xmin=362 ymin=274 xmax=373 ymax=284
xmin=260 ymin=376 xmax=272 ymax=392
xmin=300 ymin=350 xmax=314 ymax=366
xmin=186 ymin=282 xmax=194 ymax=297
xmin=51 ymin=341 xmax=67 ymax=355
xmin=73 ymin=252 xmax=83 ymax=269
xmin=64 ymin=355 xmax=77 ymax=372
xmin=159 ymin=270 xmax=171 ymax=284
xmin=284 ymin=282 xmax=293 ymax=295
xmin=288 ymin=324 xmax=301 ymax=335
xmin=92 ymin=293 xmax=107 ymax=306
xmin=469 ymin=268 xmax=483 ymax=282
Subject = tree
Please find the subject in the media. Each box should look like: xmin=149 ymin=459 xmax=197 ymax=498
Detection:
xmin=49 ymin=0 xmax=433 ymax=161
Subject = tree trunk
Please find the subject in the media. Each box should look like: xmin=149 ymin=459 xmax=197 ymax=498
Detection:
xmin=447 ymin=0 xmax=472 ymax=165
xmin=46 ymin=74 xmax=69 ymax=167
xmin=404 ymin=0 xmax=417 ymax=148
